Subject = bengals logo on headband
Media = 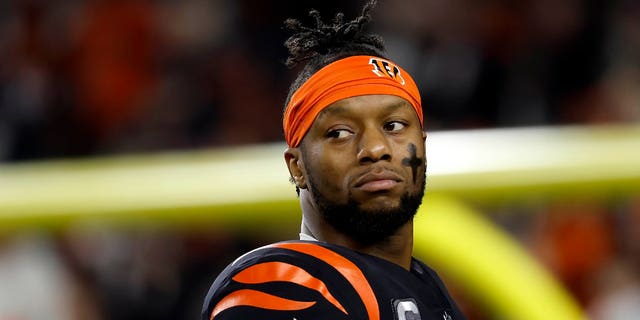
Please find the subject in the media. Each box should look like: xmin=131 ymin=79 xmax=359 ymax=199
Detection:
xmin=369 ymin=58 xmax=406 ymax=85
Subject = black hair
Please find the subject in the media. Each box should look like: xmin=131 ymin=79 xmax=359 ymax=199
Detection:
xmin=282 ymin=0 xmax=387 ymax=107
xmin=282 ymin=0 xmax=387 ymax=195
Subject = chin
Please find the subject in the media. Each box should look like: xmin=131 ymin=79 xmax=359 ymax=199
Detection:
xmin=358 ymin=197 xmax=403 ymax=214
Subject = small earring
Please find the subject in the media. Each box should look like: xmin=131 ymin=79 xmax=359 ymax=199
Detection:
xmin=295 ymin=176 xmax=306 ymax=189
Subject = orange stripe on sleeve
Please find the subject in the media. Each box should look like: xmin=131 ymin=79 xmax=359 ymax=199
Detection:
xmin=272 ymin=242 xmax=380 ymax=320
xmin=232 ymin=261 xmax=348 ymax=314
xmin=210 ymin=289 xmax=315 ymax=320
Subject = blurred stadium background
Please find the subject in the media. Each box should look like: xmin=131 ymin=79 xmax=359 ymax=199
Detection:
xmin=0 ymin=0 xmax=639 ymax=319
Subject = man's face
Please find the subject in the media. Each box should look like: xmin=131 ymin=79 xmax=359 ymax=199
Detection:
xmin=297 ymin=94 xmax=427 ymax=244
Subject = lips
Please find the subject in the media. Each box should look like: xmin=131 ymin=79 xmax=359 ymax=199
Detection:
xmin=353 ymin=170 xmax=403 ymax=192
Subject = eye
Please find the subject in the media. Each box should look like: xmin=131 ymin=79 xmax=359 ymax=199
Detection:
xmin=327 ymin=129 xmax=353 ymax=139
xmin=384 ymin=121 xmax=406 ymax=132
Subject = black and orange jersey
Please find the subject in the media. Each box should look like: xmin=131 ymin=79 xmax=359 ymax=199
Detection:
xmin=202 ymin=240 xmax=466 ymax=320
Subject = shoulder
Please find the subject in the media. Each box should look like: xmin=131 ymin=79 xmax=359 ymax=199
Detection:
xmin=411 ymin=258 xmax=455 ymax=296
xmin=201 ymin=240 xmax=373 ymax=320
xmin=411 ymin=258 xmax=468 ymax=320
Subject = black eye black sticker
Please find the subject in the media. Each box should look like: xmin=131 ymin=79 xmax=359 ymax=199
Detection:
xmin=402 ymin=143 xmax=423 ymax=183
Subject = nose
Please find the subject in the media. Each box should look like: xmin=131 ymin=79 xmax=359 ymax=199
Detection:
xmin=357 ymin=127 xmax=392 ymax=164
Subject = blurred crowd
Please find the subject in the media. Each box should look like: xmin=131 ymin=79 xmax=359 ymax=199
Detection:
xmin=1 ymin=0 xmax=638 ymax=162
xmin=0 ymin=0 xmax=639 ymax=319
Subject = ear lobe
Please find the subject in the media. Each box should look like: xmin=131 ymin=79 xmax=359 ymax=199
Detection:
xmin=284 ymin=148 xmax=307 ymax=189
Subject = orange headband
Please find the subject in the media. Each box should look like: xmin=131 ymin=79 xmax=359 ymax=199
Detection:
xmin=283 ymin=55 xmax=422 ymax=147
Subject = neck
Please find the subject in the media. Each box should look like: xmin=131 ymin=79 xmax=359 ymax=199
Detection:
xmin=350 ymin=222 xmax=414 ymax=270
xmin=300 ymin=194 xmax=414 ymax=270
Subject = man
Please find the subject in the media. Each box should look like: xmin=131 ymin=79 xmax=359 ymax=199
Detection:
xmin=202 ymin=1 xmax=466 ymax=319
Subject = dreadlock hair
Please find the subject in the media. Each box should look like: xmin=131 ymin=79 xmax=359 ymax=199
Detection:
xmin=282 ymin=0 xmax=387 ymax=195
xmin=283 ymin=0 xmax=387 ymax=107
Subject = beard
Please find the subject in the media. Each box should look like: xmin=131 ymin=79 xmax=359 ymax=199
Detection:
xmin=307 ymin=174 xmax=426 ymax=246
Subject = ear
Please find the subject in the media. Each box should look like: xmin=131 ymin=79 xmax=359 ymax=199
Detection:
xmin=422 ymin=131 xmax=428 ymax=164
xmin=284 ymin=147 xmax=308 ymax=190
